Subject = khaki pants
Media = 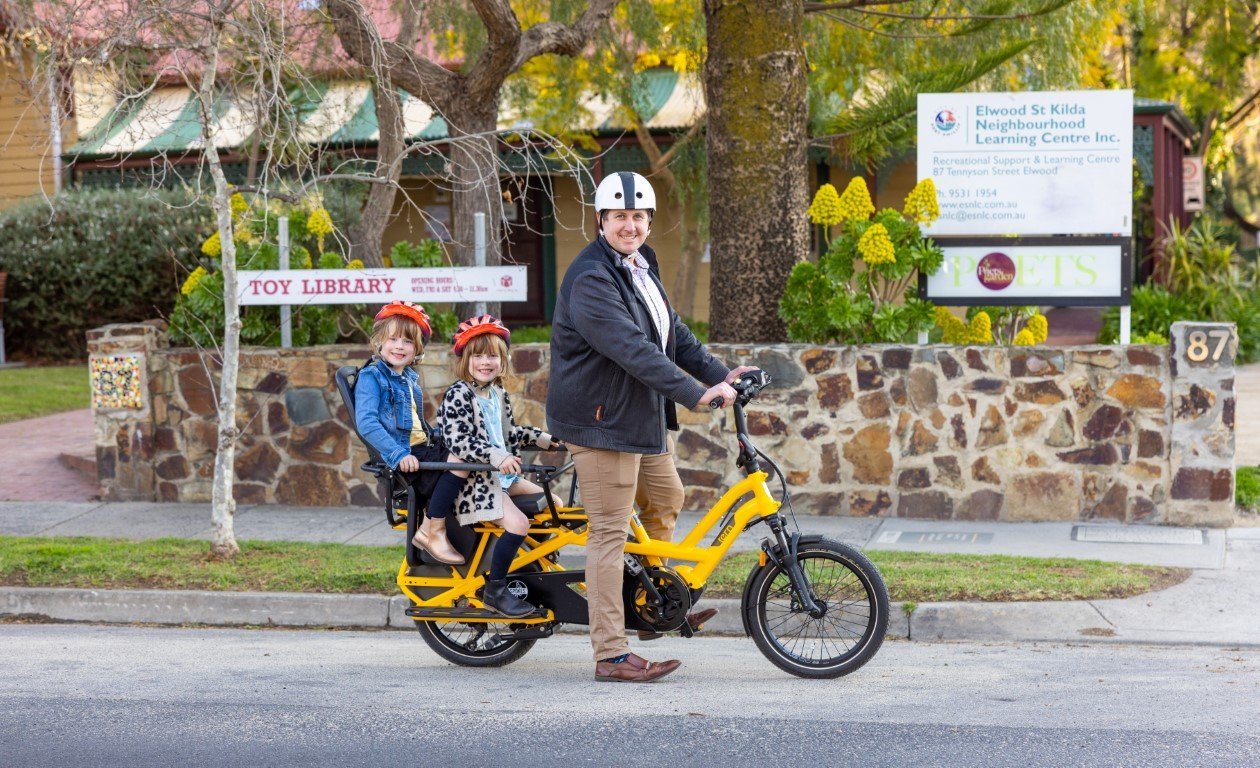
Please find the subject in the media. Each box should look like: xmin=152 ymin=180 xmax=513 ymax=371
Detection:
xmin=569 ymin=437 xmax=685 ymax=661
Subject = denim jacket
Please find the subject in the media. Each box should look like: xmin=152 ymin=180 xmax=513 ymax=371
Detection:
xmin=353 ymin=359 xmax=430 ymax=469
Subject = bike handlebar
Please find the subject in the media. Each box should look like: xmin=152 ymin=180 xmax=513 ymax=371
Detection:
xmin=408 ymin=462 xmax=558 ymax=474
xmin=706 ymin=369 xmax=772 ymax=411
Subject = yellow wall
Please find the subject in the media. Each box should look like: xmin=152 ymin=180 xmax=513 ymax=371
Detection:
xmin=0 ymin=51 xmax=73 ymax=209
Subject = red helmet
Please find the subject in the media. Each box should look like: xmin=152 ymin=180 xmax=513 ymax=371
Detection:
xmin=452 ymin=314 xmax=510 ymax=357
xmin=374 ymin=301 xmax=432 ymax=343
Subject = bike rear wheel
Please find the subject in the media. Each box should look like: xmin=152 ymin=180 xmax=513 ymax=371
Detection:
xmin=416 ymin=618 xmax=537 ymax=667
xmin=745 ymin=538 xmax=889 ymax=679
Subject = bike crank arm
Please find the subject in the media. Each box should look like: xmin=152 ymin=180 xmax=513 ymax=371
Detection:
xmin=625 ymin=553 xmax=664 ymax=606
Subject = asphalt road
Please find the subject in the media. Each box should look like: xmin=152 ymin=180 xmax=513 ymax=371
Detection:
xmin=3 ymin=624 xmax=1259 ymax=767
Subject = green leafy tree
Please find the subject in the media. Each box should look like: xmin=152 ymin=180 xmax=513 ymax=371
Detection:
xmin=1110 ymin=1 xmax=1260 ymax=228
xmin=323 ymin=0 xmax=621 ymax=317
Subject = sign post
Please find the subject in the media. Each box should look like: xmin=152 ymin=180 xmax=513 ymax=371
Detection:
xmin=278 ymin=217 xmax=292 ymax=348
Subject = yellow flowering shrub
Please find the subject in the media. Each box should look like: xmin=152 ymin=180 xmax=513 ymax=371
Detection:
xmin=903 ymin=179 xmax=940 ymax=225
xmin=933 ymin=306 xmax=1047 ymax=345
xmin=782 ymin=176 xmax=945 ymax=343
xmin=307 ymin=207 xmax=334 ymax=253
xmin=1027 ymin=314 xmax=1049 ymax=344
xmin=968 ymin=312 xmax=993 ymax=344
xmin=229 ymin=193 xmax=248 ymax=217
xmin=837 ymin=177 xmax=875 ymax=223
xmin=181 ymin=266 xmax=208 ymax=296
xmin=807 ymin=184 xmax=843 ymax=227
xmin=347 ymin=259 xmax=365 ymax=269
xmin=857 ymin=223 xmax=895 ymax=265
xmin=200 ymin=231 xmax=222 ymax=258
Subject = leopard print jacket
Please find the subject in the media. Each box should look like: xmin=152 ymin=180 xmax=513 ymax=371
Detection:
xmin=439 ymin=379 xmax=553 ymax=525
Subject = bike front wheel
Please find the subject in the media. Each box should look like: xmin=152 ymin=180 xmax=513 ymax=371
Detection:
xmin=745 ymin=538 xmax=889 ymax=679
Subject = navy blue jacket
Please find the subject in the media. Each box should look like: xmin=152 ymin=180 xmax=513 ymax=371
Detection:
xmin=546 ymin=235 xmax=729 ymax=454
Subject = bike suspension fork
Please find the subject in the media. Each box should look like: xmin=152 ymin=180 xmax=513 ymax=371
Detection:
xmin=766 ymin=516 xmax=822 ymax=617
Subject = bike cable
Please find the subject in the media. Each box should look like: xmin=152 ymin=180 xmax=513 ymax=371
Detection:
xmin=756 ymin=446 xmax=802 ymax=536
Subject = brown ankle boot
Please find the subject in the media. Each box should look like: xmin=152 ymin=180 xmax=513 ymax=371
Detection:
xmin=412 ymin=517 xmax=464 ymax=565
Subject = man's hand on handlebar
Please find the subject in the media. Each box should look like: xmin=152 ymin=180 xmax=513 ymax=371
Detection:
xmin=699 ymin=381 xmax=738 ymax=409
xmin=725 ymin=365 xmax=760 ymax=384
xmin=397 ymin=455 xmax=419 ymax=472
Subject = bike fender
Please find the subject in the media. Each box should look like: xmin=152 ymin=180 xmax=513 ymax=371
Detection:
xmin=739 ymin=533 xmax=825 ymax=636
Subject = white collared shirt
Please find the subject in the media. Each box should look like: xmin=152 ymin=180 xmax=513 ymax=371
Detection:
xmin=623 ymin=251 xmax=670 ymax=351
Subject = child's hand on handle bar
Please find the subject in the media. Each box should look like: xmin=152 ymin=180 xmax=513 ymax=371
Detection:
xmin=398 ymin=455 xmax=420 ymax=472
xmin=499 ymin=455 xmax=522 ymax=474
xmin=699 ymin=381 xmax=738 ymax=409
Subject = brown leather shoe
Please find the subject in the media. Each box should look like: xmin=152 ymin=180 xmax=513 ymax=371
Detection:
xmin=595 ymin=653 xmax=681 ymax=683
xmin=411 ymin=518 xmax=464 ymax=565
xmin=637 ymin=607 xmax=719 ymax=642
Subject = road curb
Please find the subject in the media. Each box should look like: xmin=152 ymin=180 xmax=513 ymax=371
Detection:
xmin=5 ymin=586 xmax=1257 ymax=647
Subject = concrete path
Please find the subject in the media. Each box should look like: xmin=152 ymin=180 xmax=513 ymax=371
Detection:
xmin=0 ymin=410 xmax=97 ymax=502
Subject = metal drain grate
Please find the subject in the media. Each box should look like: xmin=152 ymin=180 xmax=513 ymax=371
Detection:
xmin=877 ymin=531 xmax=994 ymax=544
xmin=1071 ymin=525 xmax=1206 ymax=545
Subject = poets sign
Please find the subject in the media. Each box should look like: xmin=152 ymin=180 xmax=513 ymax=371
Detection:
xmin=922 ymin=238 xmax=1131 ymax=306
xmin=237 ymin=267 xmax=528 ymax=306
xmin=918 ymin=90 xmax=1133 ymax=236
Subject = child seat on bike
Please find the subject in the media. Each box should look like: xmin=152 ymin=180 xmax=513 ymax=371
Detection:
xmin=333 ymin=364 xmax=552 ymax=569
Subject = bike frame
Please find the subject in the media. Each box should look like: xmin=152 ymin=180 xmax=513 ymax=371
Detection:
xmin=395 ymin=471 xmax=780 ymax=625
xmin=394 ymin=370 xmax=813 ymax=626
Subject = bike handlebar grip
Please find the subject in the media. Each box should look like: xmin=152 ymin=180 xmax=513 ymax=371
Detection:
xmin=709 ymin=397 xmax=724 ymax=409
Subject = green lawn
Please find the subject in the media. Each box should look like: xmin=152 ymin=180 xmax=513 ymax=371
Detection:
xmin=0 ymin=365 xmax=90 ymax=424
xmin=0 ymin=535 xmax=1187 ymax=602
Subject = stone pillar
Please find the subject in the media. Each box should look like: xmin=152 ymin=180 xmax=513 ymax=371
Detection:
xmin=1167 ymin=321 xmax=1237 ymax=526
xmin=87 ymin=322 xmax=166 ymax=501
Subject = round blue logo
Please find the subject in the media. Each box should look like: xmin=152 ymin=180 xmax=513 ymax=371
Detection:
xmin=933 ymin=109 xmax=959 ymax=135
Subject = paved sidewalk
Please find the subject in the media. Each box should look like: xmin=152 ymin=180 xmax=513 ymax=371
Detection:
xmin=2 ymin=501 xmax=1258 ymax=647
xmin=0 ymin=410 xmax=97 ymax=502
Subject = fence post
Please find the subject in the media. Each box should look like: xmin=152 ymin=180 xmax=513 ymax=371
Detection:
xmin=1167 ymin=321 xmax=1237 ymax=526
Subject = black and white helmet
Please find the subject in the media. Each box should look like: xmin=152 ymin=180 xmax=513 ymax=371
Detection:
xmin=594 ymin=171 xmax=656 ymax=214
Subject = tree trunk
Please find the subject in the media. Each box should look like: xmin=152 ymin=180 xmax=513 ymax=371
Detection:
xmin=447 ymin=102 xmax=505 ymax=319
xmin=673 ymin=217 xmax=703 ymax=321
xmin=704 ymin=0 xmax=808 ymax=343
xmin=195 ymin=33 xmax=240 ymax=559
xmin=346 ymin=79 xmax=403 ymax=268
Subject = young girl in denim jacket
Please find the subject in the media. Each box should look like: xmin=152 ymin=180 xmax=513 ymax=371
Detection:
xmin=436 ymin=315 xmax=559 ymax=617
xmin=353 ymin=301 xmax=464 ymax=565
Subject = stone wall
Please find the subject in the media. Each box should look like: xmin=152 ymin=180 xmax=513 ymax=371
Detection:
xmin=88 ymin=321 xmax=1238 ymax=525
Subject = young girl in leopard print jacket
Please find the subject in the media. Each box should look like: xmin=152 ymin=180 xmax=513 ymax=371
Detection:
xmin=431 ymin=315 xmax=559 ymax=618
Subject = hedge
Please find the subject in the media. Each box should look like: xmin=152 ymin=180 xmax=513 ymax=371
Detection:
xmin=0 ymin=188 xmax=210 ymax=360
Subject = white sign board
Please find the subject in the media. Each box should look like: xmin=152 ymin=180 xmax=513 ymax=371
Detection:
xmin=237 ymin=267 xmax=528 ymax=306
xmin=917 ymin=90 xmax=1133 ymax=236
xmin=1183 ymin=156 xmax=1205 ymax=212
xmin=925 ymin=242 xmax=1127 ymax=304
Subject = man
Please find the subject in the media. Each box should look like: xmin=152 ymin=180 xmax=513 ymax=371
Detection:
xmin=547 ymin=171 xmax=753 ymax=683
